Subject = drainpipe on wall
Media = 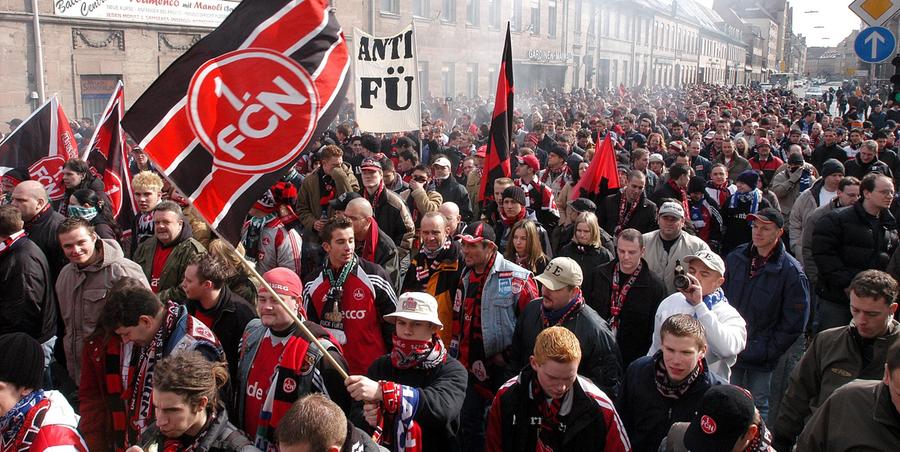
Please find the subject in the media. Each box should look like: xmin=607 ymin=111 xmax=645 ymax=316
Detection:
xmin=31 ymin=0 xmax=45 ymax=103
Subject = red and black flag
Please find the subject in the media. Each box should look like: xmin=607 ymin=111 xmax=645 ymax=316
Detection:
xmin=0 ymin=96 xmax=78 ymax=201
xmin=571 ymin=134 xmax=620 ymax=201
xmin=479 ymin=24 xmax=514 ymax=203
xmin=83 ymin=81 xmax=137 ymax=239
xmin=121 ymin=0 xmax=350 ymax=244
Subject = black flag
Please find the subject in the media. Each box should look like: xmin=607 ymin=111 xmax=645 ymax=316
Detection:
xmin=479 ymin=24 xmax=514 ymax=203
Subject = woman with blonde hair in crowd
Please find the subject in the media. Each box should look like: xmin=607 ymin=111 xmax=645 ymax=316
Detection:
xmin=505 ymin=219 xmax=550 ymax=281
xmin=558 ymin=211 xmax=613 ymax=277
xmin=207 ymin=238 xmax=258 ymax=306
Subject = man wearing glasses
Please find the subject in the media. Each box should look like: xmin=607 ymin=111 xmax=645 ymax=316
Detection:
xmin=812 ymin=173 xmax=900 ymax=332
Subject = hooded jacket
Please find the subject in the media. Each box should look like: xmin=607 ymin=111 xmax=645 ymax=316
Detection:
xmin=56 ymin=239 xmax=149 ymax=382
xmin=788 ymin=178 xmax=829 ymax=257
xmin=642 ymin=230 xmax=712 ymax=295
xmin=133 ymin=222 xmax=206 ymax=304
xmin=770 ymin=163 xmax=818 ymax=216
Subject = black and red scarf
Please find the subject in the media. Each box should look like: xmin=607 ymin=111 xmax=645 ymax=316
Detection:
xmin=391 ymin=334 xmax=448 ymax=370
xmin=668 ymin=179 xmax=690 ymax=215
xmin=531 ymin=379 xmax=563 ymax=450
xmin=501 ymin=206 xmax=527 ymax=227
xmin=364 ymin=182 xmax=386 ymax=209
xmin=161 ymin=410 xmax=216 ymax=452
xmin=609 ymin=261 xmax=642 ymax=333
xmin=128 ymin=302 xmax=181 ymax=441
xmin=653 ymin=351 xmax=703 ymax=399
xmin=541 ymin=294 xmax=584 ymax=328
xmin=360 ymin=217 xmax=381 ymax=263
xmin=0 ymin=229 xmax=26 ymax=259
xmin=101 ymin=337 xmax=128 ymax=451
xmin=615 ymin=191 xmax=641 ymax=236
xmin=23 ymin=204 xmax=50 ymax=230
xmin=318 ymin=168 xmax=336 ymax=210
xmin=450 ymin=251 xmax=496 ymax=365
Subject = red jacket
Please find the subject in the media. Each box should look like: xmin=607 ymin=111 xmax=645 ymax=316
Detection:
xmin=4 ymin=391 xmax=89 ymax=452
xmin=78 ymin=334 xmax=127 ymax=452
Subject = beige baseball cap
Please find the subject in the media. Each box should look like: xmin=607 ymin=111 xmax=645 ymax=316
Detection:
xmin=683 ymin=250 xmax=726 ymax=276
xmin=384 ymin=292 xmax=443 ymax=329
xmin=535 ymin=257 xmax=584 ymax=290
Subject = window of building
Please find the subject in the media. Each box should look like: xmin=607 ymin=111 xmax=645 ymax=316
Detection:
xmin=467 ymin=0 xmax=479 ymax=25
xmin=81 ymin=75 xmax=121 ymax=125
xmin=442 ymin=0 xmax=456 ymax=22
xmin=413 ymin=0 xmax=429 ymax=17
xmin=529 ymin=0 xmax=540 ymax=35
xmin=512 ymin=0 xmax=523 ymax=31
xmin=574 ymin=0 xmax=582 ymax=34
xmin=548 ymin=0 xmax=557 ymax=37
xmin=381 ymin=0 xmax=399 ymax=14
xmin=442 ymin=63 xmax=455 ymax=97
xmin=467 ymin=63 xmax=478 ymax=97
xmin=488 ymin=0 xmax=500 ymax=28
xmin=419 ymin=61 xmax=430 ymax=98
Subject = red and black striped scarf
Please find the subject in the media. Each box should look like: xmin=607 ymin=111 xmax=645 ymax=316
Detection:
xmin=667 ymin=179 xmax=690 ymax=215
xmin=128 ymin=302 xmax=181 ymax=441
xmin=364 ymin=182 xmax=386 ymax=209
xmin=609 ymin=261 xmax=642 ymax=333
xmin=102 ymin=337 xmax=128 ymax=451
xmin=615 ymin=191 xmax=640 ymax=236
xmin=531 ymin=379 xmax=563 ymax=449
xmin=654 ymin=352 xmax=703 ymax=399
xmin=360 ymin=217 xmax=380 ymax=263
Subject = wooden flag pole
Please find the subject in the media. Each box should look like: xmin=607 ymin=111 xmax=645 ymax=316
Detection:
xmin=143 ymin=166 xmax=350 ymax=381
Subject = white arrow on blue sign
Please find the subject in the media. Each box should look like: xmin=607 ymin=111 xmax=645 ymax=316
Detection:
xmin=855 ymin=26 xmax=896 ymax=64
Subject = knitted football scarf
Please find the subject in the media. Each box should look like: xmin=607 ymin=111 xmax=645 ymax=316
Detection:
xmin=391 ymin=334 xmax=447 ymax=370
xmin=128 ymin=302 xmax=180 ymax=440
xmin=0 ymin=390 xmax=44 ymax=446
xmin=254 ymin=334 xmax=312 ymax=452
xmin=0 ymin=230 xmax=25 ymax=259
xmin=653 ymin=352 xmax=703 ymax=399
xmin=374 ymin=382 xmax=422 ymax=452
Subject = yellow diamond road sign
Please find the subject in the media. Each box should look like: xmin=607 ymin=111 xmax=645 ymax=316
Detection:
xmin=850 ymin=0 xmax=900 ymax=27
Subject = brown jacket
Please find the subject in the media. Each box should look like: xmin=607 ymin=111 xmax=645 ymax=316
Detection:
xmin=797 ymin=379 xmax=900 ymax=451
xmin=297 ymin=164 xmax=359 ymax=243
xmin=55 ymin=239 xmax=149 ymax=382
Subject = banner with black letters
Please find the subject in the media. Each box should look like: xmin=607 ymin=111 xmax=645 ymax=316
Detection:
xmin=353 ymin=25 xmax=421 ymax=132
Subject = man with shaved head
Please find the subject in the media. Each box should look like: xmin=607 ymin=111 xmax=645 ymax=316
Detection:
xmin=440 ymin=201 xmax=465 ymax=236
xmin=11 ymin=180 xmax=67 ymax=279
xmin=345 ymin=197 xmax=400 ymax=289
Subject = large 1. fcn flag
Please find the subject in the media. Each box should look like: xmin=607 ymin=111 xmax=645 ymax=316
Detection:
xmin=0 ymin=96 xmax=78 ymax=201
xmin=479 ymin=24 xmax=514 ymax=202
xmin=122 ymin=0 xmax=350 ymax=244
xmin=83 ymin=81 xmax=136 ymax=239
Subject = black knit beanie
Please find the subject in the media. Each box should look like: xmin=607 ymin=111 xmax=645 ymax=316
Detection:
xmin=0 ymin=333 xmax=44 ymax=389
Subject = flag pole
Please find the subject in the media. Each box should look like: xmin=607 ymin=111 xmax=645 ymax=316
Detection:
xmin=141 ymin=162 xmax=350 ymax=381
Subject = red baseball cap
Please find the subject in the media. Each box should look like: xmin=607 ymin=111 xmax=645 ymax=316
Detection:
xmin=516 ymin=154 xmax=540 ymax=172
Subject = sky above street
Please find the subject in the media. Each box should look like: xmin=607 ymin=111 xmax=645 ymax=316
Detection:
xmin=698 ymin=0 xmax=861 ymax=48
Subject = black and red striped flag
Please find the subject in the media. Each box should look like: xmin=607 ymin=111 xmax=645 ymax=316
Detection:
xmin=0 ymin=97 xmax=79 ymax=202
xmin=479 ymin=24 xmax=514 ymax=202
xmin=121 ymin=0 xmax=350 ymax=244
xmin=570 ymin=133 xmax=620 ymax=201
xmin=83 ymin=81 xmax=136 ymax=240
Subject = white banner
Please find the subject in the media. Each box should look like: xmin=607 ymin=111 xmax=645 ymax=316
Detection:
xmin=54 ymin=0 xmax=237 ymax=28
xmin=353 ymin=26 xmax=421 ymax=133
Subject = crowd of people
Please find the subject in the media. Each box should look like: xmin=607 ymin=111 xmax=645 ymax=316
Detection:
xmin=2 ymin=81 xmax=900 ymax=451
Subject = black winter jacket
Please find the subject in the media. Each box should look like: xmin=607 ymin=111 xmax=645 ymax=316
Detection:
xmin=434 ymin=177 xmax=473 ymax=222
xmin=0 ymin=237 xmax=57 ymax=342
xmin=720 ymin=193 xmax=771 ymax=256
xmin=558 ymin=243 xmax=613 ymax=279
xmin=353 ymin=354 xmax=468 ymax=452
xmin=185 ymin=287 xmax=258 ymax=393
xmin=600 ymin=191 xmax=659 ymax=235
xmin=617 ymin=354 xmax=725 ymax=452
xmin=812 ymin=201 xmax=899 ymax=305
xmin=23 ymin=207 xmax=67 ymax=282
xmin=506 ymin=299 xmax=622 ymax=398
xmin=583 ymin=259 xmax=667 ymax=367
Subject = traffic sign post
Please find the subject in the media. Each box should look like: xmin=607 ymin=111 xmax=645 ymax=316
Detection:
xmin=850 ymin=0 xmax=900 ymax=27
xmin=855 ymin=26 xmax=897 ymax=63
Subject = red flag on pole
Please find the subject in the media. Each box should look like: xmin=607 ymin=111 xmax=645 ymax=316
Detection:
xmin=0 ymin=96 xmax=78 ymax=201
xmin=479 ymin=24 xmax=514 ymax=203
xmin=83 ymin=81 xmax=137 ymax=240
xmin=570 ymin=134 xmax=620 ymax=201
xmin=121 ymin=0 xmax=350 ymax=244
